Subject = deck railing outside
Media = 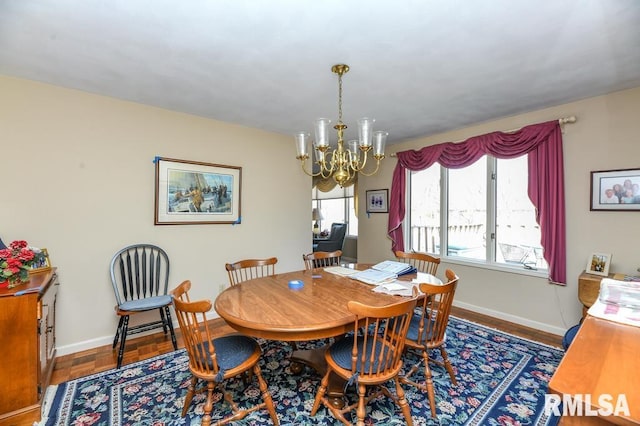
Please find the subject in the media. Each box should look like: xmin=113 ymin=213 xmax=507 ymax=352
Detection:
xmin=409 ymin=224 xmax=546 ymax=269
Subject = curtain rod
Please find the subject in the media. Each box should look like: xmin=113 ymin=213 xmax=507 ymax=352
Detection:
xmin=389 ymin=115 xmax=577 ymax=157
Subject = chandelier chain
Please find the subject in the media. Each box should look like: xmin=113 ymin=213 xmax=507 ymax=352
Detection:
xmin=337 ymin=73 xmax=343 ymax=125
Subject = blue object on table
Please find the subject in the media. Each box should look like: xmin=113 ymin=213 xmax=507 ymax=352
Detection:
xmin=288 ymin=280 xmax=304 ymax=290
xmin=0 ymin=238 xmax=6 ymax=249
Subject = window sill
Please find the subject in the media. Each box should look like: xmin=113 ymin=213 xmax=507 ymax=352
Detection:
xmin=442 ymin=256 xmax=548 ymax=279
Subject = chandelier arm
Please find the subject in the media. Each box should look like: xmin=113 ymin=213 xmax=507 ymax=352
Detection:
xmin=299 ymin=158 xmax=325 ymax=177
xmin=349 ymin=150 xmax=369 ymax=171
xmin=354 ymin=158 xmax=382 ymax=177
xmin=323 ymin=150 xmax=338 ymax=175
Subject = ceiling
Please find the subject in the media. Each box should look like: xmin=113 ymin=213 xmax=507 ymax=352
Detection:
xmin=1 ymin=0 xmax=640 ymax=146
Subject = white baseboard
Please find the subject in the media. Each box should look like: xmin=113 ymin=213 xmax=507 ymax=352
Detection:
xmin=453 ymin=300 xmax=566 ymax=337
xmin=56 ymin=320 xmax=183 ymax=357
xmin=58 ymin=305 xmax=565 ymax=357
xmin=57 ymin=335 xmax=115 ymax=356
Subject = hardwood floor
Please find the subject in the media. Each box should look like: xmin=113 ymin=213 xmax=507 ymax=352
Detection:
xmin=51 ymin=306 xmax=563 ymax=385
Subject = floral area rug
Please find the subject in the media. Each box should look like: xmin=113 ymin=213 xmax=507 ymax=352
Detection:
xmin=40 ymin=317 xmax=563 ymax=425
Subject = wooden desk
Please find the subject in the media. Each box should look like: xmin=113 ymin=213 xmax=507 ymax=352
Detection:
xmin=548 ymin=315 xmax=640 ymax=425
xmin=214 ymin=265 xmax=425 ymax=407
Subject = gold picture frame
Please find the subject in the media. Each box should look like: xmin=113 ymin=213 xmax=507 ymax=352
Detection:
xmin=30 ymin=248 xmax=51 ymax=273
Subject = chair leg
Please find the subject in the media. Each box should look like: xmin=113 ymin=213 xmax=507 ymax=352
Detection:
xmin=253 ymin=364 xmax=279 ymax=425
xmin=116 ymin=315 xmax=129 ymax=368
xmin=356 ymin=383 xmax=367 ymax=426
xmin=159 ymin=306 xmax=169 ymax=334
xmin=310 ymin=370 xmax=330 ymax=416
xmin=163 ymin=306 xmax=178 ymax=350
xmin=394 ymin=377 xmax=414 ymax=426
xmin=440 ymin=346 xmax=457 ymax=385
xmin=112 ymin=316 xmax=124 ymax=349
xmin=422 ymin=350 xmax=437 ymax=418
xmin=182 ymin=376 xmax=198 ymax=417
xmin=201 ymin=381 xmax=215 ymax=426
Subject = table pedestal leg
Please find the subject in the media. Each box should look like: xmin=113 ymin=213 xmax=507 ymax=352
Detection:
xmin=290 ymin=346 xmax=346 ymax=409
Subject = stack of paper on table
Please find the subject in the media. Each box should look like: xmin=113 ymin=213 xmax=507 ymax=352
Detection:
xmin=372 ymin=281 xmax=419 ymax=296
xmin=351 ymin=268 xmax=397 ymax=285
xmin=369 ymin=260 xmax=417 ymax=276
xmin=323 ymin=266 xmax=359 ymax=277
xmin=351 ymin=260 xmax=417 ymax=285
xmin=587 ymin=278 xmax=640 ymax=327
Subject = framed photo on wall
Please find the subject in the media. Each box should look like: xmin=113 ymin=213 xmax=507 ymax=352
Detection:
xmin=585 ymin=252 xmax=612 ymax=277
xmin=590 ymin=168 xmax=640 ymax=211
xmin=366 ymin=189 xmax=388 ymax=213
xmin=155 ymin=157 xmax=242 ymax=225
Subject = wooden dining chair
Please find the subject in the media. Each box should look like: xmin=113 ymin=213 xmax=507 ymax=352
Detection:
xmin=394 ymin=250 xmax=440 ymax=275
xmin=400 ymin=269 xmax=459 ymax=418
xmin=302 ymin=250 xmax=342 ymax=270
xmin=225 ymin=257 xmax=278 ymax=286
xmin=311 ymin=297 xmax=418 ymax=426
xmin=109 ymin=243 xmax=178 ymax=368
xmin=171 ymin=280 xmax=280 ymax=426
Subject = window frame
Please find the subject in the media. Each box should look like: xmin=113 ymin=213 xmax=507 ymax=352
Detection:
xmin=407 ymin=156 xmax=547 ymax=278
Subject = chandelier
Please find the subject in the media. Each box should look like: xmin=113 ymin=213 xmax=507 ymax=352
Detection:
xmin=294 ymin=64 xmax=387 ymax=187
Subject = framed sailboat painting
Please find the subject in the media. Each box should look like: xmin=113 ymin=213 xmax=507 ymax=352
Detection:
xmin=154 ymin=157 xmax=242 ymax=225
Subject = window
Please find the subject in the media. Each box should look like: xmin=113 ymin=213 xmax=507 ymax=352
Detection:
xmin=312 ymin=185 xmax=358 ymax=236
xmin=409 ymin=155 xmax=547 ymax=270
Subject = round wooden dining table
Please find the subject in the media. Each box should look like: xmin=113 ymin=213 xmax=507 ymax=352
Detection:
xmin=214 ymin=264 xmax=440 ymax=407
xmin=214 ymin=266 xmax=403 ymax=341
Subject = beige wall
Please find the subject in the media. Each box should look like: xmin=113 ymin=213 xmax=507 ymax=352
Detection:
xmin=0 ymin=75 xmax=311 ymax=355
xmin=358 ymin=86 xmax=640 ymax=335
xmin=3 ymin=73 xmax=638 ymax=353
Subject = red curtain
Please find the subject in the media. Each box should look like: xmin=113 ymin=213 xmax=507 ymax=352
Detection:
xmin=388 ymin=120 xmax=566 ymax=285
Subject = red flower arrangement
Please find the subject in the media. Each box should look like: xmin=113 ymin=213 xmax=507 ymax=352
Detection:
xmin=0 ymin=240 xmax=39 ymax=289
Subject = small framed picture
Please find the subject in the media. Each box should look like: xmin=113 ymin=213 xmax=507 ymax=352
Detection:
xmin=366 ymin=189 xmax=389 ymax=213
xmin=585 ymin=252 xmax=612 ymax=277
xmin=30 ymin=248 xmax=51 ymax=273
xmin=590 ymin=168 xmax=640 ymax=211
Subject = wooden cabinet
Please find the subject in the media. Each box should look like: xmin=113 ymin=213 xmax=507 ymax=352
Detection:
xmin=577 ymin=270 xmax=629 ymax=319
xmin=0 ymin=269 xmax=58 ymax=424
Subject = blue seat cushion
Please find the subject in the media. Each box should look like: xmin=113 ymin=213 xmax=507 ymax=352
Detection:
xmin=405 ymin=312 xmax=438 ymax=342
xmin=329 ymin=335 xmax=393 ymax=374
xmin=562 ymin=324 xmax=581 ymax=350
xmin=194 ymin=335 xmax=259 ymax=372
xmin=119 ymin=294 xmax=172 ymax=311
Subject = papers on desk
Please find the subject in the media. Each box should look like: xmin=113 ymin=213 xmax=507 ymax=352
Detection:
xmin=587 ymin=278 xmax=640 ymax=327
xmin=351 ymin=260 xmax=417 ymax=285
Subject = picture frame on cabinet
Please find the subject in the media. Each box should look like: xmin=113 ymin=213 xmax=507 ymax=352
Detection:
xmin=585 ymin=252 xmax=612 ymax=277
xmin=30 ymin=248 xmax=51 ymax=273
